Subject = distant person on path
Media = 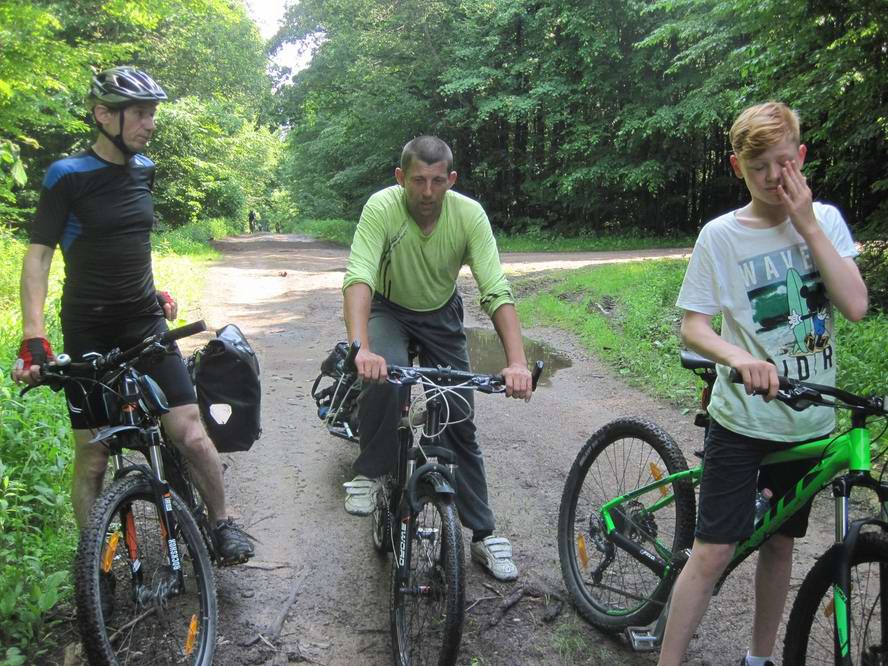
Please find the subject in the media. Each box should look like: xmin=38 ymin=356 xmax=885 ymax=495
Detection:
xmin=659 ymin=102 xmax=868 ymax=666
xmin=11 ymin=66 xmax=254 ymax=565
xmin=248 ymin=209 xmax=256 ymax=233
xmin=341 ymin=135 xmax=533 ymax=581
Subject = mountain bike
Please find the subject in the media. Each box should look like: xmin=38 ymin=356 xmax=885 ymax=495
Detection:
xmin=317 ymin=340 xmax=542 ymax=666
xmin=25 ymin=321 xmax=217 ymax=665
xmin=557 ymin=350 xmax=888 ymax=664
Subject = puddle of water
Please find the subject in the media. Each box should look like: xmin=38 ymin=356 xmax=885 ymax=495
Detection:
xmin=465 ymin=327 xmax=571 ymax=387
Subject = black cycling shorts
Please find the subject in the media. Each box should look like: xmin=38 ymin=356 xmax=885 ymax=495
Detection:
xmin=61 ymin=316 xmax=196 ymax=429
xmin=696 ymin=419 xmax=828 ymax=544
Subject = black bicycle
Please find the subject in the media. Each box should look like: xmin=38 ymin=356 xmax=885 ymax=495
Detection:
xmin=25 ymin=321 xmax=217 ymax=666
xmin=314 ymin=341 xmax=542 ymax=666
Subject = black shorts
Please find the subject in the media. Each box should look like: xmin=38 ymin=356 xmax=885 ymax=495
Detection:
xmin=61 ymin=316 xmax=196 ymax=429
xmin=696 ymin=419 xmax=828 ymax=544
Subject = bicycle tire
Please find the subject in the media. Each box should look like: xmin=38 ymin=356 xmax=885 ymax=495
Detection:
xmin=161 ymin=444 xmax=215 ymax=560
xmin=783 ymin=531 xmax=888 ymax=664
xmin=557 ymin=417 xmax=696 ymax=631
xmin=390 ymin=489 xmax=465 ymax=666
xmin=75 ymin=475 xmax=217 ymax=665
xmin=372 ymin=478 xmax=393 ymax=554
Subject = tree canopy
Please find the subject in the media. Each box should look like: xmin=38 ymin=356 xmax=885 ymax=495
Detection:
xmin=0 ymin=0 xmax=279 ymax=228
xmin=273 ymin=0 xmax=887 ymax=235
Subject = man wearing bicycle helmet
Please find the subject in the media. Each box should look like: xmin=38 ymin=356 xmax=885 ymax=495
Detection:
xmin=341 ymin=136 xmax=534 ymax=581
xmin=11 ymin=66 xmax=254 ymax=566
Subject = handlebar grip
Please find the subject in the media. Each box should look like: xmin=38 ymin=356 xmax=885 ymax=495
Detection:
xmin=162 ymin=320 xmax=207 ymax=343
xmin=728 ymin=368 xmax=793 ymax=391
xmin=531 ymin=361 xmax=544 ymax=392
xmin=344 ymin=340 xmax=360 ymax=372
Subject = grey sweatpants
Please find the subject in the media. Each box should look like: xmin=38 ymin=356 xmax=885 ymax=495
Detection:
xmin=352 ymin=292 xmax=495 ymax=533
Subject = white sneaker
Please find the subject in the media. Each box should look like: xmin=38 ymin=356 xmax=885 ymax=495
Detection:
xmin=343 ymin=475 xmax=379 ymax=516
xmin=471 ymin=536 xmax=518 ymax=581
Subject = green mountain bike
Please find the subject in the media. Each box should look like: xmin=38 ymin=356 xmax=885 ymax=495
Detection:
xmin=557 ymin=351 xmax=888 ymax=664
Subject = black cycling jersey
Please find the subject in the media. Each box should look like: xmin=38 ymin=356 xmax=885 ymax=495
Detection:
xmin=29 ymin=149 xmax=162 ymax=330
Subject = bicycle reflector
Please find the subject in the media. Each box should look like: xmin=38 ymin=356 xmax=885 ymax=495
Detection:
xmin=185 ymin=614 xmax=199 ymax=655
xmin=102 ymin=531 xmax=121 ymax=573
xmin=577 ymin=534 xmax=589 ymax=569
xmin=649 ymin=463 xmax=668 ymax=497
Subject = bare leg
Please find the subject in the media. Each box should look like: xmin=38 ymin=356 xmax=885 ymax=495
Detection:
xmin=750 ymin=533 xmax=794 ymax=656
xmin=161 ymin=404 xmax=227 ymax=524
xmin=71 ymin=429 xmax=109 ymax=527
xmin=657 ymin=539 xmax=735 ymax=666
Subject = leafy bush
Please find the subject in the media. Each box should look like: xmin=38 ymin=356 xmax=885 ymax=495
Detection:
xmin=0 ymin=229 xmax=73 ymax=659
xmin=0 ymin=218 xmax=228 ymax=660
xmin=858 ymin=241 xmax=888 ymax=313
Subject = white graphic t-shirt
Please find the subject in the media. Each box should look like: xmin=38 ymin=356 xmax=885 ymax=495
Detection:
xmin=676 ymin=202 xmax=858 ymax=441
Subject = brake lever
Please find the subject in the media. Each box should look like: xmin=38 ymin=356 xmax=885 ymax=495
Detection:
xmin=779 ymin=385 xmax=825 ymax=412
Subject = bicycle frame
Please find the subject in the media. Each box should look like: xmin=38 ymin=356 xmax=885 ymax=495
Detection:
xmin=599 ymin=418 xmax=888 ymax=663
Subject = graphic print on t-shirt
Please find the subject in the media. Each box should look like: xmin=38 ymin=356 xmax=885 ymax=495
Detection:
xmin=740 ymin=243 xmax=833 ymax=380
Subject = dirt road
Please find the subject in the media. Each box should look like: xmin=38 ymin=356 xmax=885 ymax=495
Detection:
xmin=164 ymin=235 xmax=834 ymax=665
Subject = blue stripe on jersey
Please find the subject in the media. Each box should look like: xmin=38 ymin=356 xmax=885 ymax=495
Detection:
xmin=61 ymin=212 xmax=82 ymax=252
xmin=43 ymin=154 xmax=107 ymax=189
xmin=132 ymin=154 xmax=154 ymax=169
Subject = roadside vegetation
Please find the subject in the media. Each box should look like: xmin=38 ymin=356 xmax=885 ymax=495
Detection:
xmin=0 ymin=219 xmax=232 ymax=664
xmin=516 ymin=246 xmax=888 ymax=415
xmin=2 ymin=0 xmax=885 ymax=662
xmin=280 ymin=218 xmax=696 ymax=253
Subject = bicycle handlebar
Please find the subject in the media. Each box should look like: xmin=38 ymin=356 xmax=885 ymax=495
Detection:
xmin=343 ymin=340 xmax=544 ymax=393
xmin=23 ymin=320 xmax=208 ymax=395
xmin=727 ymin=367 xmax=885 ymax=415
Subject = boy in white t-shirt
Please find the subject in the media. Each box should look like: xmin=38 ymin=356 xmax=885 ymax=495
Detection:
xmin=658 ymin=102 xmax=869 ymax=666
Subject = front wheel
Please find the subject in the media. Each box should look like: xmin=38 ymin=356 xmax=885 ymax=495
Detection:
xmin=74 ymin=475 xmax=217 ymax=665
xmin=390 ymin=490 xmax=464 ymax=666
xmin=557 ymin=417 xmax=696 ymax=631
xmin=372 ymin=477 xmax=393 ymax=554
xmin=783 ymin=531 xmax=888 ymax=665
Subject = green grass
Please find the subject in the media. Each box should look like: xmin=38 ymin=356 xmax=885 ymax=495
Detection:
xmin=495 ymin=227 xmax=695 ymax=253
xmin=517 ymin=259 xmax=888 ymax=413
xmin=518 ymin=259 xmax=697 ymax=405
xmin=280 ymin=218 xmax=357 ymax=246
xmin=0 ymin=220 xmax=223 ymax=662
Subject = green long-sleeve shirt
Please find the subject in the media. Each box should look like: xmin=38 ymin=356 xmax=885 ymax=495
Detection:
xmin=343 ymin=185 xmax=514 ymax=316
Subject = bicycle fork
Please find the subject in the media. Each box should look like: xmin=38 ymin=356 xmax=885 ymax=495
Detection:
xmin=110 ymin=443 xmax=187 ymax=607
xmin=829 ymin=474 xmax=888 ymax=666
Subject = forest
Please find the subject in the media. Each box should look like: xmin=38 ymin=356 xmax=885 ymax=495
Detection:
xmin=0 ymin=0 xmax=886 ymax=661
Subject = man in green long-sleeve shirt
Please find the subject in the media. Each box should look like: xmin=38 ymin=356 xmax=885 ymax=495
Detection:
xmin=342 ymin=135 xmax=533 ymax=581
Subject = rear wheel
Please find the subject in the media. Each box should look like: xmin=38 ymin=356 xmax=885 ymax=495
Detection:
xmin=75 ymin=476 xmax=217 ymax=665
xmin=783 ymin=531 xmax=888 ymax=664
xmin=557 ymin=417 xmax=696 ymax=631
xmin=390 ymin=489 xmax=464 ymax=666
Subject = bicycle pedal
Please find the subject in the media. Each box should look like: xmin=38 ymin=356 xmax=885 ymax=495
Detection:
xmin=625 ymin=626 xmax=660 ymax=652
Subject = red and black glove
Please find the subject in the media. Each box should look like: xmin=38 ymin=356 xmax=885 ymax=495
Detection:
xmin=156 ymin=290 xmax=177 ymax=320
xmin=17 ymin=337 xmax=54 ymax=372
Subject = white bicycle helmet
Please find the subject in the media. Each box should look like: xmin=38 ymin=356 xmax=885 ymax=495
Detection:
xmin=89 ymin=66 xmax=167 ymax=107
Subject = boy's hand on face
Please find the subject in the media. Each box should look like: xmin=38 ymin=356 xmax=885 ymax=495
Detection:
xmin=778 ymin=160 xmax=818 ymax=237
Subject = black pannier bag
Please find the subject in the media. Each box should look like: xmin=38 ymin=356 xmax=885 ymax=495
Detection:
xmin=191 ymin=324 xmax=261 ymax=452
xmin=311 ymin=341 xmax=360 ymax=442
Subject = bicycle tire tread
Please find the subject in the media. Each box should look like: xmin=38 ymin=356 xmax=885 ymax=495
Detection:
xmin=558 ymin=416 xmax=696 ymax=631
xmin=74 ymin=475 xmax=217 ymax=665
